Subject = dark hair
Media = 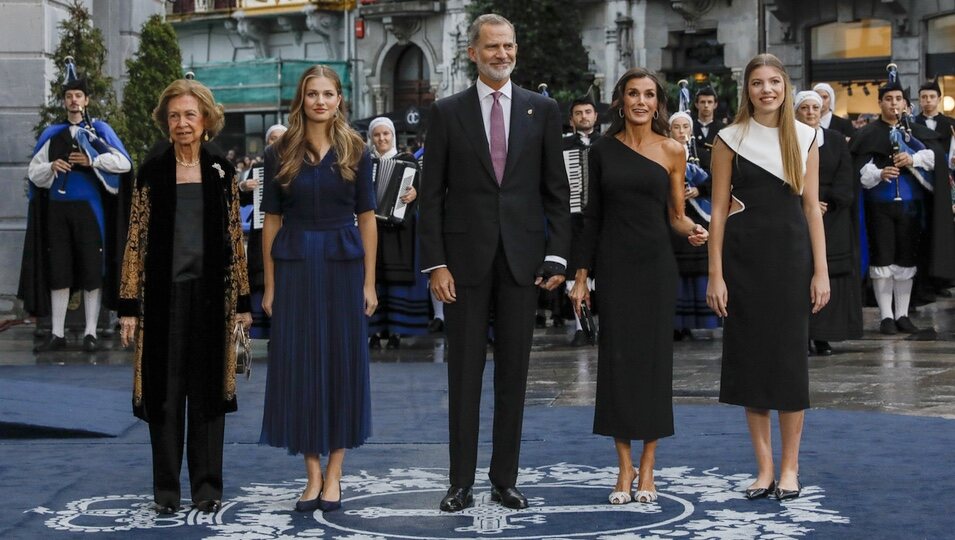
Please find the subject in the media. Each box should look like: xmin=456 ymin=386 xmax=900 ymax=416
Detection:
xmin=694 ymin=86 xmax=717 ymax=100
xmin=606 ymin=68 xmax=669 ymax=137
xmin=919 ymin=80 xmax=941 ymax=96
xmin=569 ymin=96 xmax=596 ymax=114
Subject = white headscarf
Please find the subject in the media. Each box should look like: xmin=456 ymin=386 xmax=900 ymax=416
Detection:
xmin=264 ymin=124 xmax=287 ymax=144
xmin=668 ymin=111 xmax=693 ymax=127
xmin=794 ymin=91 xmax=823 ymax=110
xmin=812 ymin=83 xmax=836 ymax=113
xmin=368 ymin=117 xmax=397 ymax=159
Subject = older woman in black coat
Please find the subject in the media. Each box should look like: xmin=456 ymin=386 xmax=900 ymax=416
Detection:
xmin=119 ymin=78 xmax=251 ymax=515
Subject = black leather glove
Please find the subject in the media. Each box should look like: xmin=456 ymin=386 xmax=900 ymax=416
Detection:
xmin=535 ymin=261 xmax=566 ymax=281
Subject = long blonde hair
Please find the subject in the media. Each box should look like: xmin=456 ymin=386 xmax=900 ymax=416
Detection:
xmin=275 ymin=65 xmax=365 ymax=184
xmin=733 ymin=54 xmax=804 ymax=193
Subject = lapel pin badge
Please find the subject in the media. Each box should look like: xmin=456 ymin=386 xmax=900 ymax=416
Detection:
xmin=527 ymin=108 xmax=533 ymax=116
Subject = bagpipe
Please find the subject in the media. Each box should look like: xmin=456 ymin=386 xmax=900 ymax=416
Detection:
xmin=678 ymin=79 xmax=711 ymax=222
xmin=885 ymin=63 xmax=933 ymax=199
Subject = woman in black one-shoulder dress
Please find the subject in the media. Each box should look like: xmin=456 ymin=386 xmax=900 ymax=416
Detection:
xmin=707 ymin=54 xmax=830 ymax=502
xmin=570 ymin=68 xmax=708 ymax=505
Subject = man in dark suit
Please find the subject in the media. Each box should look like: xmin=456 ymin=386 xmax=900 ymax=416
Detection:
xmin=691 ymin=86 xmax=723 ymax=172
xmin=915 ymin=80 xmax=954 ymax=157
xmin=420 ymin=13 xmax=571 ymax=513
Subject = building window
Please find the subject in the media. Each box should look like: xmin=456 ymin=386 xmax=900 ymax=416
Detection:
xmin=809 ymin=19 xmax=892 ymax=117
xmin=811 ymin=20 xmax=891 ymax=60
xmin=927 ymin=14 xmax=955 ymax=54
xmin=927 ymin=15 xmax=955 ymax=115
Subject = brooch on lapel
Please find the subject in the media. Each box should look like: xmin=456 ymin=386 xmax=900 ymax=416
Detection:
xmin=212 ymin=163 xmax=225 ymax=179
xmin=527 ymin=108 xmax=534 ymax=116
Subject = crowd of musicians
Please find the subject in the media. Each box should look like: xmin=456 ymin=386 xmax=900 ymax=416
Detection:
xmin=20 ymin=12 xmax=954 ymax=516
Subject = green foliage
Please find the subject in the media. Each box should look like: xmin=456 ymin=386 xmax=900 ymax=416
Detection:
xmin=464 ymin=0 xmax=592 ymax=101
xmin=33 ymin=0 xmax=121 ymax=138
xmin=118 ymin=15 xmax=183 ymax=167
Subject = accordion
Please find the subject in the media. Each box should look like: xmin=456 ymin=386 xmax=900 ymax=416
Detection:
xmin=249 ymin=166 xmax=265 ymax=230
xmin=563 ymin=147 xmax=590 ymax=214
xmin=371 ymin=157 xmax=419 ymax=225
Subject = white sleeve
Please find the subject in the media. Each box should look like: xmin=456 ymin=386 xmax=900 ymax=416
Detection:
xmin=91 ymin=147 xmax=132 ymax=174
xmin=860 ymin=160 xmax=883 ymax=190
xmin=28 ymin=140 xmax=56 ymax=189
xmin=912 ymin=149 xmax=934 ymax=171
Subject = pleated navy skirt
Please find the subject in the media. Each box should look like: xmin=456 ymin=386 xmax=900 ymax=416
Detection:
xmin=260 ymin=226 xmax=371 ymax=456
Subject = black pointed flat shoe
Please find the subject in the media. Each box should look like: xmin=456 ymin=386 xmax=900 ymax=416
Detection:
xmin=775 ymin=480 xmax=802 ymax=501
xmin=745 ymin=480 xmax=776 ymax=500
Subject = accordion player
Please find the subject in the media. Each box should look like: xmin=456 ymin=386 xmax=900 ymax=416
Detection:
xmin=371 ymin=156 xmax=419 ymax=226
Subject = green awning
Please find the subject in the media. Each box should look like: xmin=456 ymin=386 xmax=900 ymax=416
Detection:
xmin=186 ymin=59 xmax=350 ymax=111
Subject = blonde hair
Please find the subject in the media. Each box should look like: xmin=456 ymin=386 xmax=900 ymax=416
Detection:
xmin=275 ymin=65 xmax=365 ymax=184
xmin=733 ymin=53 xmax=804 ymax=193
xmin=152 ymin=79 xmax=225 ymax=138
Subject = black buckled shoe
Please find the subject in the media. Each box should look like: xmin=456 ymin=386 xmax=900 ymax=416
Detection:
xmin=570 ymin=330 xmax=588 ymax=347
xmin=490 ymin=486 xmax=528 ymax=509
xmin=427 ymin=318 xmax=444 ymax=333
xmin=895 ymin=316 xmax=919 ymax=333
xmin=34 ymin=335 xmax=66 ymax=353
xmin=439 ymin=486 xmax=473 ymax=512
xmin=879 ymin=318 xmax=897 ymax=335
xmin=155 ymin=503 xmax=179 ymax=515
xmin=813 ymin=340 xmax=832 ymax=356
xmin=194 ymin=500 xmax=221 ymax=513
xmin=386 ymin=334 xmax=401 ymax=349
xmin=82 ymin=334 xmax=97 ymax=353
xmin=744 ymin=480 xmax=776 ymax=500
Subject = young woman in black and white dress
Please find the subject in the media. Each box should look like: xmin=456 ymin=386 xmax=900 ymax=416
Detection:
xmin=706 ymin=54 xmax=830 ymax=501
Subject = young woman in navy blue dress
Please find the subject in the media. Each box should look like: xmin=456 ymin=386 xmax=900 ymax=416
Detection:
xmin=259 ymin=65 xmax=378 ymax=513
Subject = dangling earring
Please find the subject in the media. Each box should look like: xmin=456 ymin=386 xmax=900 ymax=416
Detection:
xmin=203 ymin=131 xmax=209 ymax=142
xmin=618 ymin=108 xmax=625 ymax=118
xmin=168 ymin=135 xmax=173 ymax=143
xmin=653 ymin=110 xmax=659 ymax=120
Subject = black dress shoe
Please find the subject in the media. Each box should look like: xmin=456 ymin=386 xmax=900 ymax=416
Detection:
xmin=194 ymin=500 xmax=220 ymax=513
xmin=155 ymin=503 xmax=179 ymax=515
xmin=775 ymin=480 xmax=802 ymax=501
xmin=895 ymin=316 xmax=919 ymax=333
xmin=369 ymin=335 xmax=382 ymax=350
xmin=551 ymin=316 xmax=565 ymax=328
xmin=34 ymin=335 xmax=66 ymax=353
xmin=427 ymin=318 xmax=444 ymax=333
xmin=879 ymin=318 xmax=897 ymax=335
xmin=439 ymin=486 xmax=473 ymax=512
xmin=386 ymin=334 xmax=401 ymax=349
xmin=570 ymin=330 xmax=588 ymax=347
xmin=318 ymin=496 xmax=341 ymax=512
xmin=490 ymin=486 xmax=528 ymax=509
xmin=295 ymin=496 xmax=321 ymax=512
xmin=82 ymin=334 xmax=97 ymax=353
xmin=813 ymin=340 xmax=832 ymax=356
xmin=535 ymin=313 xmax=547 ymax=328
xmin=745 ymin=480 xmax=776 ymax=500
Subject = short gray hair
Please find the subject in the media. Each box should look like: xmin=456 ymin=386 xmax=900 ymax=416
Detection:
xmin=467 ymin=14 xmax=516 ymax=47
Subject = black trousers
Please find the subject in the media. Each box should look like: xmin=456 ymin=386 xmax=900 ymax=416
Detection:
xmin=46 ymin=200 xmax=103 ymax=290
xmin=148 ymin=279 xmax=224 ymax=507
xmin=444 ymin=241 xmax=538 ymax=488
xmin=865 ymin=200 xmax=922 ymax=268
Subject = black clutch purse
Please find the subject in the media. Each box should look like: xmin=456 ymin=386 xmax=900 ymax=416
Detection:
xmin=233 ymin=323 xmax=252 ymax=380
xmin=580 ymin=303 xmax=597 ymax=345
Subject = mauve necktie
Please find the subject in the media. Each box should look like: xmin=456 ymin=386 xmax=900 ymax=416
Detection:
xmin=490 ymin=91 xmax=507 ymax=184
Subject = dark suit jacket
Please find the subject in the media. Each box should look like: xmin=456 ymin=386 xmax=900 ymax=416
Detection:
xmin=827 ymin=114 xmax=856 ymax=138
xmin=420 ymin=84 xmax=571 ymax=287
xmin=691 ymin=117 xmax=723 ymax=172
xmin=914 ymin=113 xmax=954 ymax=151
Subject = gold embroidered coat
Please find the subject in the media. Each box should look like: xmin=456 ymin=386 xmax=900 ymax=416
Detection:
xmin=119 ymin=145 xmax=250 ymax=421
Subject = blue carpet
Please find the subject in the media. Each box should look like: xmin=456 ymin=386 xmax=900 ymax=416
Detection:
xmin=1 ymin=363 xmax=953 ymax=539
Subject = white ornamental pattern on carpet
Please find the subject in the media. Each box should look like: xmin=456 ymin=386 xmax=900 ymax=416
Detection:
xmin=34 ymin=464 xmax=849 ymax=538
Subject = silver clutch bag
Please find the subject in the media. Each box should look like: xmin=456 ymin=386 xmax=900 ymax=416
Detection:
xmin=233 ymin=322 xmax=252 ymax=380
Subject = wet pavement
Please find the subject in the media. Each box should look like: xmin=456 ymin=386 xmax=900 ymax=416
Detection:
xmin=3 ymin=296 xmax=954 ymax=419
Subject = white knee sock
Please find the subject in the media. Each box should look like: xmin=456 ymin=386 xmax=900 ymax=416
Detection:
xmin=872 ymin=278 xmax=894 ymax=320
xmin=84 ymin=289 xmax=101 ymax=337
xmin=51 ymin=288 xmax=69 ymax=338
xmin=892 ymin=279 xmax=913 ymax=320
xmin=431 ymin=290 xmax=444 ymax=320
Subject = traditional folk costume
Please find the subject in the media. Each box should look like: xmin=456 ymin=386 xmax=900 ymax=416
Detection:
xmin=849 ymin=77 xmax=955 ymax=334
xmin=813 ymin=83 xmax=856 ymax=139
xmin=669 ymin=110 xmax=718 ymax=336
xmin=19 ymin=59 xmax=131 ymax=352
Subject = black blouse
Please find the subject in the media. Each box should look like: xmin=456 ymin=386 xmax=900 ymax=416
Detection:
xmin=172 ymin=183 xmax=204 ymax=282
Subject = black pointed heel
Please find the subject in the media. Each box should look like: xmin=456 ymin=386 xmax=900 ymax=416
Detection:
xmin=745 ymin=480 xmax=776 ymax=500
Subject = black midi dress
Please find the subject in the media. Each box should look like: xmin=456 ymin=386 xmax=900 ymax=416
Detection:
xmin=578 ymin=136 xmax=677 ymax=441
xmin=717 ymin=119 xmax=817 ymax=412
